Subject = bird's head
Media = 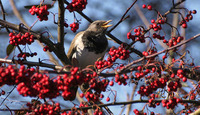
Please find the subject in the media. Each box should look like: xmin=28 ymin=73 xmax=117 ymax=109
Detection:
xmin=86 ymin=20 xmax=112 ymax=34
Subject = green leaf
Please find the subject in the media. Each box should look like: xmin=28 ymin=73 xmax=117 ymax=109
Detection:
xmin=24 ymin=4 xmax=53 ymax=9
xmin=6 ymin=44 xmax=16 ymax=56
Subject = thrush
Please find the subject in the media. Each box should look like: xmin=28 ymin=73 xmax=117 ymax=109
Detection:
xmin=67 ymin=20 xmax=112 ymax=69
xmin=66 ymin=21 xmax=112 ymax=114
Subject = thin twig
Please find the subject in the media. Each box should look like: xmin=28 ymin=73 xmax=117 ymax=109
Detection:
xmin=108 ymin=0 xmax=138 ymax=33
xmin=0 ymin=0 xmax=10 ymax=33
xmin=126 ymin=84 xmax=137 ymax=115
xmin=0 ymin=86 xmax=16 ymax=106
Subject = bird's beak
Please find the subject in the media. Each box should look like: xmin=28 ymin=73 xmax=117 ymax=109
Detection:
xmin=101 ymin=20 xmax=112 ymax=28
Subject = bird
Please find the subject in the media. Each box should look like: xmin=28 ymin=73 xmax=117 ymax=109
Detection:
xmin=67 ymin=20 xmax=112 ymax=69
xmin=66 ymin=20 xmax=113 ymax=114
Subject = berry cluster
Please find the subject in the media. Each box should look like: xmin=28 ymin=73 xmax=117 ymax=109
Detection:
xmin=137 ymin=77 xmax=168 ymax=96
xmin=17 ymin=72 xmax=60 ymax=99
xmin=0 ymin=65 xmax=35 ymax=86
xmin=1 ymin=65 xmax=106 ymax=102
xmin=95 ymin=59 xmax=113 ymax=69
xmin=55 ymin=68 xmax=83 ymax=101
xmin=180 ymin=10 xmax=197 ymax=28
xmin=89 ymin=78 xmax=108 ymax=93
xmin=177 ymin=69 xmax=187 ymax=82
xmin=94 ymin=108 xmax=103 ymax=115
xmin=95 ymin=44 xmax=130 ymax=69
xmin=127 ymin=28 xmax=145 ymax=43
xmin=142 ymin=4 xmax=152 ymax=10
xmin=61 ymin=109 xmax=102 ymax=115
xmin=114 ymin=74 xmax=128 ymax=86
xmin=142 ymin=48 xmax=157 ymax=61
xmin=26 ymin=100 xmax=60 ymax=115
xmin=133 ymin=109 xmax=148 ymax=115
xmin=17 ymin=52 xmax=37 ymax=59
xmin=70 ymin=22 xmax=79 ymax=32
xmin=43 ymin=45 xmax=52 ymax=52
xmin=149 ymin=19 xmax=165 ymax=32
xmin=79 ymin=78 xmax=109 ymax=102
xmin=55 ymin=67 xmax=106 ymax=101
xmin=80 ymin=89 xmax=100 ymax=102
xmin=167 ymin=36 xmax=184 ymax=47
xmin=79 ymin=102 xmax=89 ymax=113
xmin=29 ymin=5 xmax=49 ymax=21
xmin=161 ymin=97 xmax=182 ymax=109
xmin=167 ymin=79 xmax=182 ymax=92
xmin=9 ymin=32 xmax=35 ymax=46
xmin=66 ymin=0 xmax=87 ymax=12
xmin=148 ymin=94 xmax=160 ymax=108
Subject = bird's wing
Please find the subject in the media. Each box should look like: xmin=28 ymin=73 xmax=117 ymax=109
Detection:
xmin=67 ymin=31 xmax=84 ymax=60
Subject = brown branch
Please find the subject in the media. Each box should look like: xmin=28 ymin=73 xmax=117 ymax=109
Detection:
xmin=57 ymin=0 xmax=65 ymax=46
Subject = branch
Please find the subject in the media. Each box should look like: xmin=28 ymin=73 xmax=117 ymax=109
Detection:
xmin=0 ymin=99 xmax=199 ymax=112
xmin=0 ymin=58 xmax=67 ymax=72
xmin=61 ymin=99 xmax=200 ymax=111
xmin=0 ymin=19 xmax=71 ymax=65
xmin=57 ymin=0 xmax=65 ymax=46
xmin=120 ymin=33 xmax=200 ymax=73
xmin=0 ymin=0 xmax=10 ymax=33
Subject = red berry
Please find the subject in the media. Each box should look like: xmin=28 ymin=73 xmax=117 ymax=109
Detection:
xmin=151 ymin=19 xmax=155 ymax=23
xmin=109 ymin=81 xmax=114 ymax=86
xmin=171 ymin=73 xmax=175 ymax=78
xmin=192 ymin=10 xmax=197 ymax=14
xmin=142 ymin=4 xmax=146 ymax=8
xmin=177 ymin=69 xmax=183 ymax=75
xmin=1 ymin=90 xmax=5 ymax=95
xmin=127 ymin=32 xmax=132 ymax=39
xmin=162 ymin=55 xmax=167 ymax=59
xmin=106 ymin=97 xmax=110 ymax=102
xmin=182 ymin=23 xmax=187 ymax=28
xmin=80 ymin=93 xmax=84 ymax=98
xmin=147 ymin=5 xmax=152 ymax=10
xmin=182 ymin=77 xmax=187 ymax=82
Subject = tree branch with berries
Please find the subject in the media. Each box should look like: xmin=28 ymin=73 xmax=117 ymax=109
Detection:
xmin=0 ymin=0 xmax=200 ymax=115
